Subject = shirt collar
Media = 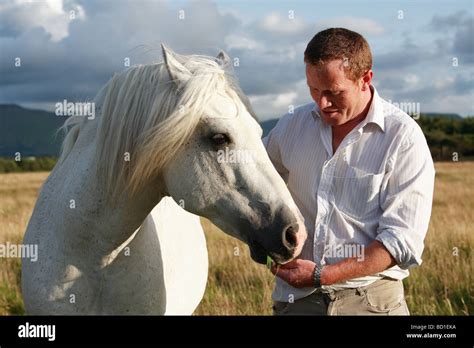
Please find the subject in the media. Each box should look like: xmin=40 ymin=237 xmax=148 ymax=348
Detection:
xmin=310 ymin=85 xmax=385 ymax=133
xmin=364 ymin=85 xmax=385 ymax=132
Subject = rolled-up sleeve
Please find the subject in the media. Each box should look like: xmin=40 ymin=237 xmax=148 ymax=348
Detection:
xmin=376 ymin=126 xmax=435 ymax=269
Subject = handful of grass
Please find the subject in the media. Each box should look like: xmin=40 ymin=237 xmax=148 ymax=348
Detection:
xmin=266 ymin=256 xmax=273 ymax=270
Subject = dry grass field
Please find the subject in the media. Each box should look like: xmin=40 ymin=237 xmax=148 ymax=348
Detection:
xmin=0 ymin=162 xmax=472 ymax=315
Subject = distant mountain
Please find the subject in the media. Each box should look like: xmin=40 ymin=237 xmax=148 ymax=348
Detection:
xmin=419 ymin=113 xmax=463 ymax=120
xmin=0 ymin=104 xmax=282 ymax=156
xmin=0 ymin=104 xmax=66 ymax=157
xmin=0 ymin=104 xmax=468 ymax=158
xmin=261 ymin=118 xmax=279 ymax=138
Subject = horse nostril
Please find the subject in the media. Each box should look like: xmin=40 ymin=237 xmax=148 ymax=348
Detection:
xmin=282 ymin=223 xmax=299 ymax=249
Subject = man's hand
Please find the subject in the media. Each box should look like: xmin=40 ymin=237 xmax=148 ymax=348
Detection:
xmin=270 ymin=259 xmax=316 ymax=288
xmin=269 ymin=241 xmax=397 ymax=288
xmin=270 ymin=241 xmax=397 ymax=288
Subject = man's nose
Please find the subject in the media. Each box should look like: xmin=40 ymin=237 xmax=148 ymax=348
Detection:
xmin=318 ymin=94 xmax=332 ymax=109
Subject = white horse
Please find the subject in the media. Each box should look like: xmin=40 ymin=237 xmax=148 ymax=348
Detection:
xmin=22 ymin=45 xmax=307 ymax=315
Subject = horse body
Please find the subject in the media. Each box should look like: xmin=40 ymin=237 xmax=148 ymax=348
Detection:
xmin=23 ymin=99 xmax=208 ymax=314
xmin=22 ymin=46 xmax=307 ymax=314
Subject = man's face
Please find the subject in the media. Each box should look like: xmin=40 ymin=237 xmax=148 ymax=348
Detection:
xmin=306 ymin=59 xmax=369 ymax=126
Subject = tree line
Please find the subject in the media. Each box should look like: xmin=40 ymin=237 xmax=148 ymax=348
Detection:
xmin=0 ymin=116 xmax=473 ymax=173
xmin=0 ymin=157 xmax=57 ymax=173
xmin=417 ymin=116 xmax=474 ymax=161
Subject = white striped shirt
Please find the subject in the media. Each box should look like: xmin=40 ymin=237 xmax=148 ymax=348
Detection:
xmin=263 ymin=86 xmax=435 ymax=302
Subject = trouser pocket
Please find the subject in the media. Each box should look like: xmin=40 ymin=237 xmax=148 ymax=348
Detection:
xmin=362 ymin=279 xmax=409 ymax=315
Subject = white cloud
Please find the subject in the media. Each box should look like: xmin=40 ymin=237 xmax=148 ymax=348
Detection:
xmin=0 ymin=1 xmax=472 ymax=118
xmin=0 ymin=0 xmax=85 ymax=42
xmin=250 ymin=93 xmax=294 ymax=121
xmin=259 ymin=12 xmax=308 ymax=35
xmin=249 ymin=79 xmax=311 ymax=121
xmin=316 ymin=17 xmax=385 ymax=36
xmin=424 ymin=93 xmax=474 ymax=115
xmin=433 ymin=76 xmax=455 ymax=89
xmin=0 ymin=0 xmax=241 ymax=103
xmin=404 ymin=74 xmax=420 ymax=89
xmin=273 ymin=91 xmax=298 ymax=108
xmin=225 ymin=35 xmax=260 ymax=51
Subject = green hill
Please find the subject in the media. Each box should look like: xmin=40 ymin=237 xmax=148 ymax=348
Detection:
xmin=0 ymin=104 xmax=472 ymax=162
xmin=419 ymin=112 xmax=463 ymax=120
xmin=0 ymin=104 xmax=66 ymax=157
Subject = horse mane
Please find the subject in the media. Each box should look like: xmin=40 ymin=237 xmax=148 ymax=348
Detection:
xmin=57 ymin=51 xmax=256 ymax=199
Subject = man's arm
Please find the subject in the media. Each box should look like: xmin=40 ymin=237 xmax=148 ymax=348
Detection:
xmin=271 ymin=124 xmax=435 ymax=288
xmin=271 ymin=240 xmax=395 ymax=288
xmin=375 ymin=125 xmax=435 ymax=269
xmin=321 ymin=240 xmax=396 ymax=285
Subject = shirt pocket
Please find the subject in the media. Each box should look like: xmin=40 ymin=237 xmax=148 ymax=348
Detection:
xmin=330 ymin=166 xmax=384 ymax=219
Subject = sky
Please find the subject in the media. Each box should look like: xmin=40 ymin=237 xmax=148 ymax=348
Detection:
xmin=0 ymin=0 xmax=473 ymax=121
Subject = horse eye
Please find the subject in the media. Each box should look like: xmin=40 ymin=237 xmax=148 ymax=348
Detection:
xmin=210 ymin=133 xmax=230 ymax=146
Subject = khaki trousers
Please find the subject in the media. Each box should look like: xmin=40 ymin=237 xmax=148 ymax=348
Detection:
xmin=273 ymin=278 xmax=410 ymax=315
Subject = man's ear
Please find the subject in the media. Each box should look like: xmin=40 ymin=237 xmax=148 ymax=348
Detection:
xmin=361 ymin=70 xmax=373 ymax=91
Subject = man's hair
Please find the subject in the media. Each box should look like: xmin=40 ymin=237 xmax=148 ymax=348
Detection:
xmin=304 ymin=28 xmax=372 ymax=81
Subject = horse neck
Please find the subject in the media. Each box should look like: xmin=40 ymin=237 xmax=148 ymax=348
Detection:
xmin=58 ymin=121 xmax=168 ymax=262
xmin=95 ymin=178 xmax=167 ymax=260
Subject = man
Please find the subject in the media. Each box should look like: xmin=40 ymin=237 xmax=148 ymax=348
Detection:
xmin=263 ymin=28 xmax=435 ymax=315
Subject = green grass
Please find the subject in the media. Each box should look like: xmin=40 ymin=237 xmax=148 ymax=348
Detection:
xmin=0 ymin=254 xmax=25 ymax=315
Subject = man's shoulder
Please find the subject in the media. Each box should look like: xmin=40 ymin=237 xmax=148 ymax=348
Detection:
xmin=379 ymin=98 xmax=427 ymax=147
xmin=381 ymin=99 xmax=415 ymax=125
xmin=381 ymin=98 xmax=423 ymax=129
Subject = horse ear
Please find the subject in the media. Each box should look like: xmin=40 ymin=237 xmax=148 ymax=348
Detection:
xmin=161 ymin=44 xmax=191 ymax=85
xmin=216 ymin=50 xmax=231 ymax=69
